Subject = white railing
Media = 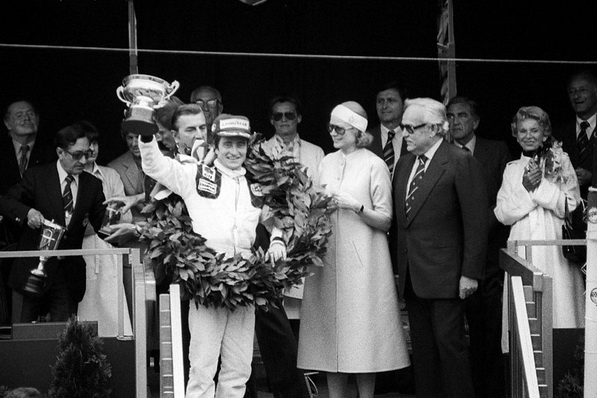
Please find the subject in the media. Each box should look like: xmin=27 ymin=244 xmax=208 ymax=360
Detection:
xmin=501 ymin=245 xmax=554 ymax=398
xmin=159 ymin=284 xmax=185 ymax=397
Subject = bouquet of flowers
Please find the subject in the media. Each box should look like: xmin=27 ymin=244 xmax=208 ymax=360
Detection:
xmin=139 ymin=136 xmax=333 ymax=310
xmin=540 ymin=139 xmax=571 ymax=185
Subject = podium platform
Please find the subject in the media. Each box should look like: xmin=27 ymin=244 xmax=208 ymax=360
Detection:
xmin=0 ymin=322 xmax=136 ymax=397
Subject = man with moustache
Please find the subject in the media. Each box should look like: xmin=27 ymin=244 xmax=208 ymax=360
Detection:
xmin=447 ymin=96 xmax=510 ymax=397
xmin=367 ymin=81 xmax=409 ymax=178
xmin=392 ymin=98 xmax=487 ymax=398
xmin=0 ymin=124 xmax=106 ymax=323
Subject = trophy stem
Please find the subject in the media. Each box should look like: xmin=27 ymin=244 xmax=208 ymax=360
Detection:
xmin=32 ymin=257 xmax=48 ymax=277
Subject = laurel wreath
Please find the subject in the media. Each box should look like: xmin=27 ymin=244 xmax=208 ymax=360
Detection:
xmin=139 ymin=138 xmax=332 ymax=310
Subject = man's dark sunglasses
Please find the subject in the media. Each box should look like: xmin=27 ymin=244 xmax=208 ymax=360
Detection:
xmin=271 ymin=112 xmax=297 ymax=121
xmin=400 ymin=123 xmax=427 ymax=135
xmin=64 ymin=149 xmax=93 ymax=161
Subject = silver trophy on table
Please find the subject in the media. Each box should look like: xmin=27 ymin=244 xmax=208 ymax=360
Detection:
xmin=22 ymin=219 xmax=66 ymax=297
xmin=116 ymin=74 xmax=180 ymax=135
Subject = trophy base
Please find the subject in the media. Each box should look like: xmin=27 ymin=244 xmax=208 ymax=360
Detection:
xmin=22 ymin=273 xmax=47 ymax=298
xmin=121 ymin=106 xmax=158 ymax=136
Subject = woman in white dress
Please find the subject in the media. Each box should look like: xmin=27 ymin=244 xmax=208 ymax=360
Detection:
xmin=297 ymin=102 xmax=410 ymax=398
xmin=494 ymin=106 xmax=585 ymax=328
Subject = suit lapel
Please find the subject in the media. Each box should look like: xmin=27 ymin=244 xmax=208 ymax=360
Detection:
xmin=45 ymin=165 xmax=67 ymax=226
xmin=123 ymin=152 xmax=142 ymax=191
xmin=405 ymin=141 xmax=448 ymax=226
xmin=394 ymin=154 xmax=415 ymax=225
xmin=473 ymin=137 xmax=490 ymax=166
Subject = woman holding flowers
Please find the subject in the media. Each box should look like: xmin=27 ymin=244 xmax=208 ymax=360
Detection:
xmin=495 ymin=106 xmax=585 ymax=328
xmin=297 ymin=102 xmax=409 ymax=398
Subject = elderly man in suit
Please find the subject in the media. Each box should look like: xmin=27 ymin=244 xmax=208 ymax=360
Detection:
xmin=190 ymin=85 xmax=224 ymax=127
xmin=367 ymin=81 xmax=409 ymax=178
xmin=392 ymin=98 xmax=488 ymax=398
xmin=556 ymin=69 xmax=597 ymax=199
xmin=0 ymin=124 xmax=106 ymax=323
xmin=447 ymin=96 xmax=510 ymax=398
xmin=0 ymin=100 xmax=55 ymax=323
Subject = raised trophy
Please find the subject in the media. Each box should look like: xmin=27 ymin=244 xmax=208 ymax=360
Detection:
xmin=22 ymin=219 xmax=66 ymax=297
xmin=116 ymin=74 xmax=180 ymax=136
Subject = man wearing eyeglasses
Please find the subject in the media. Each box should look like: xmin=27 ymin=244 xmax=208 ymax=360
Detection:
xmin=392 ymin=98 xmax=488 ymax=398
xmin=254 ymin=94 xmax=323 ymax=398
xmin=0 ymin=123 xmax=107 ymax=323
xmin=190 ymin=85 xmax=224 ymax=127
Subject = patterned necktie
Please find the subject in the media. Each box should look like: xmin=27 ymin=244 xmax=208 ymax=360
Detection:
xmin=63 ymin=174 xmax=74 ymax=214
xmin=405 ymin=155 xmax=427 ymax=217
xmin=578 ymin=121 xmax=590 ymax=164
xmin=19 ymin=145 xmax=30 ymax=176
xmin=383 ymin=130 xmax=396 ymax=174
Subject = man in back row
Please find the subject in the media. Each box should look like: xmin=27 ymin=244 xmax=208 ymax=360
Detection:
xmin=447 ymin=96 xmax=510 ymax=398
xmin=367 ymin=81 xmax=409 ymax=178
xmin=259 ymin=94 xmax=323 ymax=398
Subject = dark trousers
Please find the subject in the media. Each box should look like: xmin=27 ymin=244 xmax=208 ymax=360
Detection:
xmin=405 ymin=279 xmax=475 ymax=398
xmin=465 ymin=274 xmax=506 ymax=398
xmin=251 ymin=300 xmax=310 ymax=398
xmin=12 ymin=279 xmax=77 ymax=323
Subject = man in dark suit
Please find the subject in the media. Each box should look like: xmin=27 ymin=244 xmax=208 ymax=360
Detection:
xmin=0 ymin=100 xmax=55 ymax=324
xmin=556 ymin=69 xmax=597 ymax=199
xmin=447 ymin=96 xmax=510 ymax=397
xmin=367 ymin=81 xmax=409 ymax=178
xmin=0 ymin=124 xmax=106 ymax=323
xmin=1 ymin=100 xmax=56 ymax=241
xmin=392 ymin=98 xmax=488 ymax=398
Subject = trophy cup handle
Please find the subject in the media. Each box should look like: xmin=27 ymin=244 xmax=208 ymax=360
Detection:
xmin=164 ymin=80 xmax=180 ymax=100
xmin=116 ymin=86 xmax=131 ymax=105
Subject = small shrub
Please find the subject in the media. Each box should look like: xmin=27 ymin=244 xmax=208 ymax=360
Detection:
xmin=47 ymin=317 xmax=111 ymax=398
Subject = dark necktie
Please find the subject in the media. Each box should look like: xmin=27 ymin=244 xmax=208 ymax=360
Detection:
xmin=383 ymin=130 xmax=396 ymax=174
xmin=461 ymin=145 xmax=470 ymax=153
xmin=578 ymin=121 xmax=590 ymax=164
xmin=405 ymin=155 xmax=427 ymax=217
xmin=19 ymin=145 xmax=30 ymax=176
xmin=63 ymin=174 xmax=74 ymax=214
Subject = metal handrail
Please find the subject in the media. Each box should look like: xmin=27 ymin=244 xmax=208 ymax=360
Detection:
xmin=510 ymin=275 xmax=540 ymax=398
xmin=0 ymin=247 xmax=148 ymax=398
xmin=501 ymin=244 xmax=555 ymax=398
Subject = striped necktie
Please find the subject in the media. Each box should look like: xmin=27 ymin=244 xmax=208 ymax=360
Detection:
xmin=383 ymin=130 xmax=396 ymax=174
xmin=405 ymin=155 xmax=427 ymax=217
xmin=63 ymin=174 xmax=74 ymax=214
xmin=19 ymin=145 xmax=30 ymax=176
xmin=578 ymin=121 xmax=590 ymax=164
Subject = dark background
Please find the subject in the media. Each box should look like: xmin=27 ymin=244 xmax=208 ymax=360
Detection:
xmin=1 ymin=0 xmax=596 ymax=162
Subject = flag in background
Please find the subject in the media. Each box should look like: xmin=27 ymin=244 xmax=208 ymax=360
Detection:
xmin=437 ymin=0 xmax=456 ymax=106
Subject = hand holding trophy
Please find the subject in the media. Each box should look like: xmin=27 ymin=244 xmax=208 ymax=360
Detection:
xmin=116 ymin=74 xmax=180 ymax=136
xmin=22 ymin=219 xmax=67 ymax=297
